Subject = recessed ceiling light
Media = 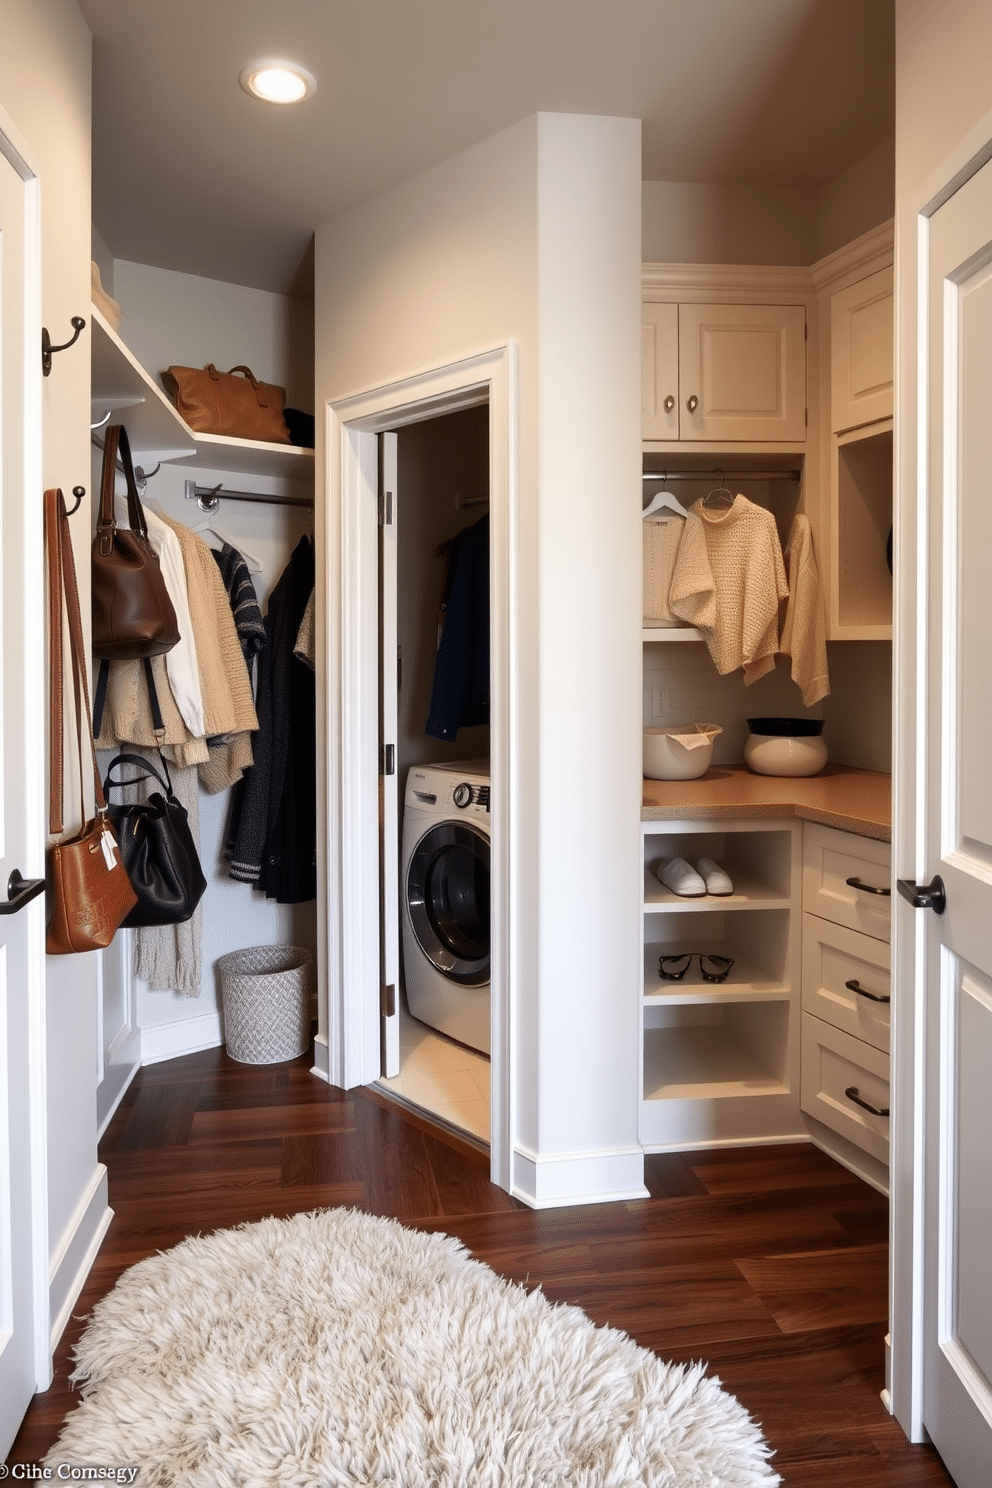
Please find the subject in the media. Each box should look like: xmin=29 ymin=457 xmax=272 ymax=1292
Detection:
xmin=239 ymin=60 xmax=316 ymax=104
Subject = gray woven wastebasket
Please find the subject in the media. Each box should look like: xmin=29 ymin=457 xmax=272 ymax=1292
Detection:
xmin=217 ymin=945 xmax=313 ymax=1064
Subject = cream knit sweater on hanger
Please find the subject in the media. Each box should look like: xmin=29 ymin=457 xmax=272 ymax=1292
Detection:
xmin=781 ymin=513 xmax=830 ymax=705
xmin=669 ymin=495 xmax=789 ymax=682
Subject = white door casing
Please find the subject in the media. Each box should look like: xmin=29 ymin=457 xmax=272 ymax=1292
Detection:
xmin=378 ymin=431 xmax=399 ymax=1077
xmin=0 ymin=114 xmax=49 ymax=1455
xmin=317 ymin=344 xmax=515 ymax=1193
xmin=894 ymin=139 xmax=992 ymax=1481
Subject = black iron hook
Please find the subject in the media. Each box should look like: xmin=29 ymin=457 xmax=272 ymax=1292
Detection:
xmin=42 ymin=315 xmax=86 ymax=377
xmin=66 ymin=486 xmax=85 ymax=516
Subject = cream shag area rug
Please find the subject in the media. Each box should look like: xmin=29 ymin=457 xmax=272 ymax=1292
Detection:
xmin=49 ymin=1208 xmax=780 ymax=1487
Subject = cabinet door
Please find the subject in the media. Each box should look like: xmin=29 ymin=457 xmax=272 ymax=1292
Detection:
xmin=830 ymin=266 xmax=893 ymax=433
xmin=678 ymin=303 xmax=806 ymax=442
xmin=641 ymin=301 xmax=679 ymax=439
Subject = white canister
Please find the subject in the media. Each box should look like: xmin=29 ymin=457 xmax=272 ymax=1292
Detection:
xmin=744 ymin=730 xmax=828 ymax=777
xmin=644 ymin=724 xmax=722 ymax=781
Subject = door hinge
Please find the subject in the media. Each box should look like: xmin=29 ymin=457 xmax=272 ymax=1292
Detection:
xmin=397 ymin=644 xmax=402 ymax=692
xmin=378 ymin=489 xmax=394 ymax=526
xmin=380 ymin=982 xmax=396 ymax=1018
xmin=381 ymin=743 xmax=395 ymax=776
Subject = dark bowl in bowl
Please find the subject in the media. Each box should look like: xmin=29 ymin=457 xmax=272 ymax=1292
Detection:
xmin=746 ymin=717 xmax=825 ymax=737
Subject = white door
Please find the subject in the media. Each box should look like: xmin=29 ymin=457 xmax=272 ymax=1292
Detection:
xmin=913 ymin=150 xmax=992 ymax=1485
xmin=0 ymin=130 xmax=48 ymax=1455
xmin=378 ymin=432 xmax=399 ymax=1076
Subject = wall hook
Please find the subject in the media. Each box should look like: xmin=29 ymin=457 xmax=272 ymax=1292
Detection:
xmin=42 ymin=315 xmax=86 ymax=377
xmin=91 ymin=409 xmax=112 ymax=431
xmin=66 ymin=486 xmax=85 ymax=516
xmin=134 ymin=461 xmax=161 ymax=493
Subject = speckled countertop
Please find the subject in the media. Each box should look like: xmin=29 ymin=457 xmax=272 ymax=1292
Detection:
xmin=641 ymin=764 xmax=891 ymax=842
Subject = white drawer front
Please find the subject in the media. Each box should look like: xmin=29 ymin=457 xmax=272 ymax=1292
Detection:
xmin=801 ymin=1012 xmax=890 ymax=1164
xmin=802 ymin=913 xmax=891 ymax=1053
xmin=802 ymin=823 xmax=891 ymax=941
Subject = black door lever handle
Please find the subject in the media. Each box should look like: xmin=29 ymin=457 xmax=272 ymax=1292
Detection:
xmin=0 ymin=869 xmax=46 ymax=915
xmin=896 ymin=875 xmax=946 ymax=915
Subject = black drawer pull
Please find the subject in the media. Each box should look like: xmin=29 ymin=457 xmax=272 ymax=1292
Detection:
xmin=845 ymin=1085 xmax=889 ymax=1118
xmin=845 ymin=876 xmax=891 ymax=896
xmin=845 ymin=978 xmax=891 ymax=1004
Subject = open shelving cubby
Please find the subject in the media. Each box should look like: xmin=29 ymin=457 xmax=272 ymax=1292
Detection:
xmin=639 ymin=819 xmax=804 ymax=1150
xmin=832 ymin=419 xmax=893 ymax=638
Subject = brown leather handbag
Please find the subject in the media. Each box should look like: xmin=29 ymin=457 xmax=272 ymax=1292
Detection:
xmin=45 ymin=488 xmax=137 ymax=954
xmin=92 ymin=424 xmax=180 ymax=660
xmin=161 ymin=362 xmax=291 ymax=444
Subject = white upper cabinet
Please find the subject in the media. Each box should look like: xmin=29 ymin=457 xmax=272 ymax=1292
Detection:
xmin=830 ymin=266 xmax=894 ymax=433
xmin=679 ymin=302 xmax=806 ymax=441
xmin=641 ymin=302 xmax=679 ymax=439
xmin=641 ymin=298 xmax=806 ymax=443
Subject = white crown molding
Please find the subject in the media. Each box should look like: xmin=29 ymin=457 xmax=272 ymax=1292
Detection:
xmin=810 ymin=218 xmax=895 ymax=292
xmin=642 ymin=261 xmax=813 ymax=301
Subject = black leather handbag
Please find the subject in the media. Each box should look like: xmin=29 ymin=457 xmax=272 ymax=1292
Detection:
xmin=103 ymin=753 xmax=207 ymax=927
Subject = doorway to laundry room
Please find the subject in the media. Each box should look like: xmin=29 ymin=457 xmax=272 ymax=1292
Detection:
xmin=376 ymin=403 xmax=492 ymax=1144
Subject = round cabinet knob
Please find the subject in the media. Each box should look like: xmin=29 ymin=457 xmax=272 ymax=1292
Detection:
xmin=453 ymin=783 xmax=473 ymax=808
xmin=664 ymin=394 xmax=675 ymax=412
xmin=687 ymin=395 xmax=699 ymax=414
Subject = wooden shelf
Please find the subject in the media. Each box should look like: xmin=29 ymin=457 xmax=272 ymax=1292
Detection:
xmin=643 ymin=1023 xmax=789 ymax=1102
xmin=642 ymin=941 xmax=788 ymax=1002
xmin=171 ymin=431 xmax=315 ymax=481
xmin=90 ymin=305 xmax=195 ymax=463
xmin=91 ymin=305 xmax=315 ymax=482
xmin=643 ymin=864 xmax=790 ymax=911
xmin=642 ymin=627 xmax=704 ymax=643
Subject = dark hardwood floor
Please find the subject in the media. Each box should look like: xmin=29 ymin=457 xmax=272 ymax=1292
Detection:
xmin=8 ymin=1043 xmax=955 ymax=1486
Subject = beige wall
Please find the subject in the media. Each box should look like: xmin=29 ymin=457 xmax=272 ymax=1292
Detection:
xmin=643 ymin=143 xmax=894 ymax=268
xmin=317 ymin=113 xmax=644 ymax=1204
xmin=0 ymin=0 xmax=97 ymax=1352
xmin=897 ymin=0 xmax=992 ymax=203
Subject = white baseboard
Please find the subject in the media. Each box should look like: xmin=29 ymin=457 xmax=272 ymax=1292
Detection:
xmin=512 ymin=1143 xmax=648 ymax=1209
xmin=49 ymin=1164 xmax=113 ymax=1350
xmin=140 ymin=1011 xmax=223 ymax=1066
xmin=804 ymin=1114 xmax=890 ymax=1196
xmin=311 ymin=1031 xmax=332 ymax=1083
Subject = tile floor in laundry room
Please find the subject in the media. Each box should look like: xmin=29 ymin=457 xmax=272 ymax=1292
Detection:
xmin=376 ymin=1008 xmax=490 ymax=1142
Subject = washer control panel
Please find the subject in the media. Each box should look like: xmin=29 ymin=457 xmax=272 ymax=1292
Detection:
xmin=406 ymin=765 xmax=491 ymax=819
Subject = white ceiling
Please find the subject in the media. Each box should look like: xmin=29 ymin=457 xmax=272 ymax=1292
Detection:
xmin=77 ymin=0 xmax=894 ymax=297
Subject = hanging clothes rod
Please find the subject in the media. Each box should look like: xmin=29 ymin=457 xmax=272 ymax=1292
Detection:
xmin=643 ymin=469 xmax=801 ymax=483
xmin=184 ymin=479 xmax=313 ymax=512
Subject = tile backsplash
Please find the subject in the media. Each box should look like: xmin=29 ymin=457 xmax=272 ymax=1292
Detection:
xmin=643 ymin=640 xmax=891 ymax=774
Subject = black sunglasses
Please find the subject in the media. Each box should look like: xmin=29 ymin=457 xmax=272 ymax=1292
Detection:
xmin=658 ymin=952 xmax=735 ymax=984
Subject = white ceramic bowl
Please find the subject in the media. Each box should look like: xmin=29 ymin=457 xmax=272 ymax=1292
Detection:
xmin=644 ymin=724 xmax=721 ymax=781
xmin=743 ymin=732 xmax=828 ymax=777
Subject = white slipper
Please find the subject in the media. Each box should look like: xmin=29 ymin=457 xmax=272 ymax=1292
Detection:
xmin=656 ymin=857 xmax=706 ymax=896
xmin=697 ymin=856 xmax=734 ymax=896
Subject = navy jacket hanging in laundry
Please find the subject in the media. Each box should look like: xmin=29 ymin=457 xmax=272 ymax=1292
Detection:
xmin=425 ymin=514 xmax=489 ymax=741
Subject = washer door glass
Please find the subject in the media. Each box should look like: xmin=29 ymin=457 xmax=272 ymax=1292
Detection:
xmin=406 ymin=822 xmax=490 ymax=986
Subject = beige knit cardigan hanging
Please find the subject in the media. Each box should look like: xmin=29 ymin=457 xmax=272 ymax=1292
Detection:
xmin=669 ymin=496 xmax=789 ymax=683
xmin=95 ymin=514 xmax=258 ymax=790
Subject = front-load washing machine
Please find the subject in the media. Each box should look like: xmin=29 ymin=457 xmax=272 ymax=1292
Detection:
xmin=401 ymin=759 xmax=490 ymax=1054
